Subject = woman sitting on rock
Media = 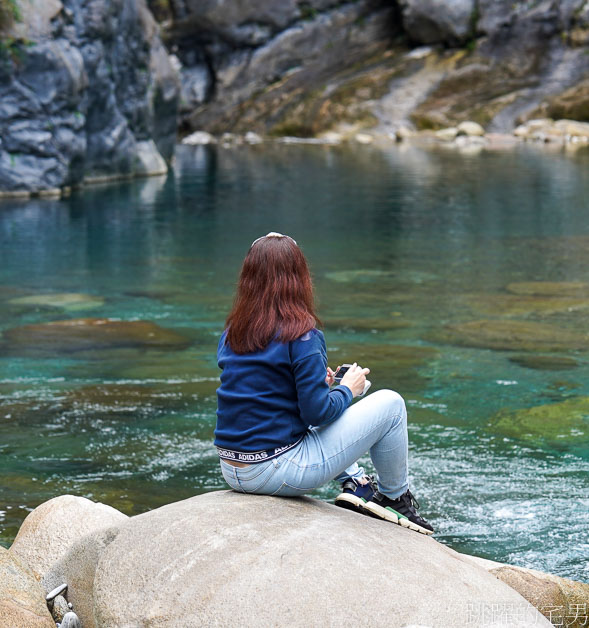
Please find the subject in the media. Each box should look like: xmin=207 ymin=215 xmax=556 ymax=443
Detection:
xmin=215 ymin=232 xmax=433 ymax=534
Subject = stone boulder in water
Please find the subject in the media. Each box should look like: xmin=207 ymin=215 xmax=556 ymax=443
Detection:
xmin=429 ymin=320 xmax=589 ymax=352
xmin=506 ymin=282 xmax=589 ymax=298
xmin=489 ymin=397 xmax=589 ymax=447
xmin=462 ymin=293 xmax=589 ymax=318
xmin=7 ymin=293 xmax=105 ymax=311
xmin=0 ymin=547 xmax=54 ymax=628
xmin=0 ymin=317 xmax=191 ymax=355
xmin=91 ymin=490 xmax=550 ymax=627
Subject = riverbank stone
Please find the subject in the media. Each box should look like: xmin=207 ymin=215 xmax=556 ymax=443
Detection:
xmin=489 ymin=397 xmax=589 ymax=447
xmin=490 ymin=566 xmax=589 ymax=628
xmin=0 ymin=547 xmax=54 ymax=628
xmin=429 ymin=320 xmax=589 ymax=352
xmin=92 ymin=490 xmax=550 ymax=627
xmin=0 ymin=317 xmax=192 ymax=355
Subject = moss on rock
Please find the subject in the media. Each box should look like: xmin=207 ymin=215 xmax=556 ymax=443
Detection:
xmin=489 ymin=397 xmax=589 ymax=446
xmin=428 ymin=320 xmax=589 ymax=352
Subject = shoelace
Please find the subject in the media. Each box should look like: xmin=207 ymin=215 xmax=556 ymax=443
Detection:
xmin=403 ymin=490 xmax=420 ymax=511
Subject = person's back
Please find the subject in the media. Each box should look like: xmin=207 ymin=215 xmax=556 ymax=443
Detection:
xmin=215 ymin=327 xmax=352 ymax=460
xmin=215 ymin=232 xmax=433 ymax=535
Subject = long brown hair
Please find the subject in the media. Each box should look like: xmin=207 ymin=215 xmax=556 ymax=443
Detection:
xmin=225 ymin=234 xmax=320 ymax=354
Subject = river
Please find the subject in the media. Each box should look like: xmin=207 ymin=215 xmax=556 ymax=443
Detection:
xmin=0 ymin=141 xmax=588 ymax=582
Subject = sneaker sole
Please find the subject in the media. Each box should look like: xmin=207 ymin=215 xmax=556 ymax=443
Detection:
xmin=361 ymin=501 xmax=434 ymax=535
xmin=334 ymin=493 xmax=368 ymax=513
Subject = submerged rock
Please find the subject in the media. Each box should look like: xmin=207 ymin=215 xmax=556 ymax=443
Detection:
xmin=429 ymin=320 xmax=589 ymax=352
xmin=463 ymin=293 xmax=589 ymax=317
xmin=323 ymin=316 xmax=411 ymax=333
xmin=0 ymin=317 xmax=191 ymax=355
xmin=325 ymin=269 xmax=394 ymax=283
xmin=0 ymin=547 xmax=54 ymax=628
xmin=489 ymin=397 xmax=589 ymax=446
xmin=7 ymin=293 xmax=105 ymax=311
xmin=327 ymin=343 xmax=438 ymax=392
xmin=506 ymin=282 xmax=589 ymax=298
xmin=91 ymin=490 xmax=550 ymax=627
xmin=509 ymin=355 xmax=580 ymax=371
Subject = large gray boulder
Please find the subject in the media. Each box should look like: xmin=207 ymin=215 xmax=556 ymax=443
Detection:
xmin=0 ymin=546 xmax=54 ymax=627
xmin=9 ymin=495 xmax=128 ymax=628
xmin=399 ymin=0 xmax=476 ymax=45
xmin=93 ymin=490 xmax=551 ymax=627
xmin=0 ymin=0 xmax=179 ymax=196
xmin=9 ymin=495 xmax=128 ymax=583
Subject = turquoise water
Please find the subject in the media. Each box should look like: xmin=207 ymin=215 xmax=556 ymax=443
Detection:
xmin=1 ymin=142 xmax=588 ymax=582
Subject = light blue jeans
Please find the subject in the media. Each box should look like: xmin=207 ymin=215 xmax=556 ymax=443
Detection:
xmin=219 ymin=389 xmax=409 ymax=499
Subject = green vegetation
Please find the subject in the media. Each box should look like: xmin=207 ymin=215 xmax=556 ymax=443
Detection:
xmin=0 ymin=0 xmax=20 ymax=31
xmin=299 ymin=3 xmax=318 ymax=21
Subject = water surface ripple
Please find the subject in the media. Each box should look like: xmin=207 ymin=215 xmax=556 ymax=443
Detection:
xmin=0 ymin=143 xmax=588 ymax=582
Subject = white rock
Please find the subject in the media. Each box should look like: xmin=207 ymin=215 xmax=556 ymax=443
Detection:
xmin=526 ymin=118 xmax=554 ymax=130
xmin=435 ymin=127 xmax=459 ymax=141
xmin=554 ymin=119 xmax=589 ymax=138
xmin=181 ymin=131 xmax=216 ymax=145
xmin=92 ymin=491 xmax=551 ymax=627
xmin=395 ymin=126 xmax=415 ymax=141
xmin=405 ymin=46 xmax=434 ymax=60
xmin=134 ymin=140 xmax=168 ymax=176
xmin=457 ymin=120 xmax=485 ymax=136
xmin=319 ymin=131 xmax=343 ymax=144
xmin=244 ymin=131 xmax=263 ymax=144
xmin=355 ymin=133 xmax=374 ymax=144
xmin=513 ymin=124 xmax=530 ymax=138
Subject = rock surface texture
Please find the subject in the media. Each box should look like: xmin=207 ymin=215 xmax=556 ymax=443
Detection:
xmin=146 ymin=0 xmax=589 ymax=136
xmin=0 ymin=546 xmax=55 ymax=627
xmin=9 ymin=495 xmax=129 ymax=628
xmin=0 ymin=0 xmax=179 ymax=196
xmin=92 ymin=490 xmax=551 ymax=627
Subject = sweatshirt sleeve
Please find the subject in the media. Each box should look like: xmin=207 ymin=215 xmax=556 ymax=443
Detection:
xmin=291 ymin=330 xmax=354 ymax=427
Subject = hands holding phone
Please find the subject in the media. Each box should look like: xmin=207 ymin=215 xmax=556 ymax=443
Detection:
xmin=335 ymin=363 xmax=371 ymax=398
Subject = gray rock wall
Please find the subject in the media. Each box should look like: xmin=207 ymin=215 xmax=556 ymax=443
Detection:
xmin=0 ymin=0 xmax=179 ymax=196
xmin=152 ymin=0 xmax=589 ymax=135
xmin=159 ymin=0 xmax=400 ymax=133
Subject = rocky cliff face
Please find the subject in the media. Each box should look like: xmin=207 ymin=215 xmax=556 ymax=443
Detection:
xmin=1 ymin=1 xmax=588 ymax=194
xmin=153 ymin=0 xmax=589 ymax=136
xmin=0 ymin=0 xmax=179 ymax=196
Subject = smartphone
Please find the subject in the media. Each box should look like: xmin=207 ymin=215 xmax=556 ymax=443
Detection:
xmin=334 ymin=364 xmax=353 ymax=383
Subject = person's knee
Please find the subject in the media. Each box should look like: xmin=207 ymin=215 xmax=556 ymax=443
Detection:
xmin=374 ymin=389 xmax=406 ymax=420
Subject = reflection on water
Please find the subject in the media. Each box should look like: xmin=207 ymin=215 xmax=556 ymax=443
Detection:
xmin=1 ymin=142 xmax=588 ymax=582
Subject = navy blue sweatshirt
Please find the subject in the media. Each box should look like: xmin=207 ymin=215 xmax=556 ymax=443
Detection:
xmin=215 ymin=328 xmax=353 ymax=457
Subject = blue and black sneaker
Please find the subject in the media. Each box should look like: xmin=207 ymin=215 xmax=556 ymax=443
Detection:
xmin=362 ymin=489 xmax=434 ymax=535
xmin=334 ymin=475 xmax=377 ymax=514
